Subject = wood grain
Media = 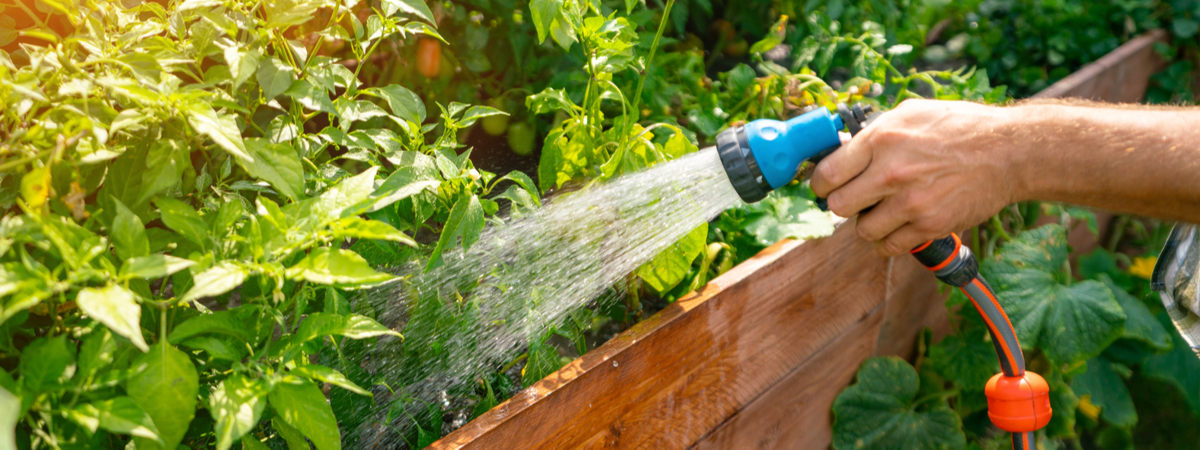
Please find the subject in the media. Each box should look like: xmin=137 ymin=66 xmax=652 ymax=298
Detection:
xmin=432 ymin=222 xmax=888 ymax=449
xmin=690 ymin=299 xmax=885 ymax=450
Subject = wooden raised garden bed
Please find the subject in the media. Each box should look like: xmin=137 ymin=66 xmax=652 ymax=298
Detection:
xmin=430 ymin=29 xmax=1168 ymax=450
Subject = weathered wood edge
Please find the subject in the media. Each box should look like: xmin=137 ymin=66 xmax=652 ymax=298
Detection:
xmin=1032 ymin=29 xmax=1167 ymax=102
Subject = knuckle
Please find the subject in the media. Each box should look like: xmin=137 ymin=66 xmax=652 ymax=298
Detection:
xmin=827 ymin=193 xmax=850 ymax=217
xmin=881 ymin=166 xmax=915 ymax=187
xmin=815 ymin=160 xmax=840 ymax=188
xmin=857 ymin=222 xmax=877 ymax=242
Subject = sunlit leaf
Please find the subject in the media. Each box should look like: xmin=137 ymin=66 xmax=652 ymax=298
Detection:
xmin=127 ymin=343 xmax=198 ymax=449
xmin=76 ymin=284 xmax=148 ymax=352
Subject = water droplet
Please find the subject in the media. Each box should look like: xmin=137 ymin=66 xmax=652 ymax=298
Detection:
xmin=613 ymin=361 xmax=619 ymax=368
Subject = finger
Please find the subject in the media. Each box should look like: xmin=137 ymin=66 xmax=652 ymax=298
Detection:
xmin=874 ymin=224 xmax=942 ymax=257
xmin=838 ymin=131 xmax=852 ymax=144
xmin=810 ymin=132 xmax=874 ymax=197
xmin=824 ymin=166 xmax=893 ymax=218
xmin=853 ymin=196 xmax=909 ymax=242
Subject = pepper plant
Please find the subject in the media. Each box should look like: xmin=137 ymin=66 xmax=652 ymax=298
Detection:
xmin=0 ymin=0 xmax=532 ymax=447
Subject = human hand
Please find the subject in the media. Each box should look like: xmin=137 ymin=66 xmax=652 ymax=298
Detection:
xmin=810 ymin=100 xmax=1024 ymax=256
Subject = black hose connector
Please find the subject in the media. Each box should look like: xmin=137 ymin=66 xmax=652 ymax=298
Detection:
xmin=716 ymin=126 xmax=771 ymax=203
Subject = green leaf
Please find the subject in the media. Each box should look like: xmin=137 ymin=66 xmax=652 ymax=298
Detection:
xmin=426 ymin=194 xmax=484 ymax=271
xmin=269 ymin=377 xmax=341 ymax=450
xmin=119 ymin=254 xmax=196 ymax=280
xmin=169 ymin=307 xmax=265 ymax=345
xmin=982 ymin=225 xmax=1126 ymax=365
xmin=738 ymin=186 xmax=836 ymax=246
xmin=927 ymin=326 xmax=998 ymax=392
xmin=1046 ymin=375 xmax=1079 ymax=438
xmin=1097 ymin=275 xmax=1171 ymax=351
xmin=264 ymin=0 xmax=330 ymax=28
xmin=256 ymin=57 xmax=296 ymax=101
xmin=292 ymin=312 xmax=400 ymax=343
xmin=179 ymin=335 xmax=247 ymax=361
xmin=156 ymin=198 xmax=209 ymax=250
xmin=662 ymin=130 xmax=697 ymax=159
xmin=636 ymin=223 xmax=707 ymax=293
xmin=334 ymin=98 xmax=389 ymax=130
xmin=241 ymin=434 xmax=271 ymax=450
xmin=1143 ymin=312 xmax=1200 ymax=415
xmin=76 ymin=284 xmax=149 ymax=352
xmin=209 ymin=374 xmax=269 ymax=450
xmin=78 ymin=327 xmax=117 ymax=380
xmin=289 ymin=364 xmax=371 ymax=396
xmin=290 ymin=166 xmax=380 ymax=230
xmin=19 ymin=335 xmax=74 ymax=392
xmin=0 ymin=383 xmax=17 ymax=450
xmin=831 ymin=357 xmax=966 ymax=450
xmin=229 ymin=47 xmax=261 ymax=88
xmin=1071 ymin=356 xmax=1136 ymax=428
xmin=522 ymin=334 xmax=563 ymax=388
xmin=496 ymin=171 xmax=540 ymax=205
xmin=244 ymin=138 xmax=305 ymax=201
xmin=364 ymin=85 xmax=426 ymax=124
xmin=65 ymin=397 xmax=161 ymax=442
xmin=726 ymin=64 xmax=756 ymax=94
xmin=127 ymin=343 xmax=199 ymax=450
xmin=112 ymin=197 xmax=150 ymax=261
xmin=816 ymin=41 xmax=839 ymax=76
xmin=286 ymin=247 xmax=393 ymax=287
xmin=381 ymin=0 xmax=436 ymax=24
xmin=284 ymin=79 xmax=335 ymax=113
xmin=0 ymin=15 xmax=16 ymax=47
xmin=139 ymin=139 xmax=191 ymax=204
xmin=179 ymin=262 xmax=248 ymax=304
xmin=459 ymin=106 xmax=506 ymax=126
xmin=329 ymin=217 xmax=416 ymax=246
xmin=354 ymin=167 xmax=439 ymax=213
xmin=529 ymin=0 xmax=563 ymax=43
xmin=526 ymin=87 xmax=576 ymax=114
xmin=272 ymin=416 xmax=309 ymax=450
xmin=185 ymin=101 xmax=251 ymax=163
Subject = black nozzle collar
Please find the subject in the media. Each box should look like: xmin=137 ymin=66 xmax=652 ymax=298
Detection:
xmin=716 ymin=126 xmax=771 ymax=203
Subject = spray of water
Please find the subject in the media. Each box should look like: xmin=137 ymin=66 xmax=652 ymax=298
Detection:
xmin=349 ymin=147 xmax=741 ymax=446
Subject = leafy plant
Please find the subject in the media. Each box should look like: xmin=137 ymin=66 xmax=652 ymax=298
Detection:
xmin=0 ymin=0 xmax=532 ymax=447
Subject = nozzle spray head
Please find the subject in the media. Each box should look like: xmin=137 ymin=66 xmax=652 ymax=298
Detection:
xmin=716 ymin=103 xmax=873 ymax=203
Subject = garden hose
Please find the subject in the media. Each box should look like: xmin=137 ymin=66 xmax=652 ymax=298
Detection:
xmin=713 ymin=102 xmax=1051 ymax=450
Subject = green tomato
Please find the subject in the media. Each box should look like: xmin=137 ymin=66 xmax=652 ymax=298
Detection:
xmin=507 ymin=122 xmax=535 ymax=156
xmin=482 ymin=114 xmax=509 ymax=136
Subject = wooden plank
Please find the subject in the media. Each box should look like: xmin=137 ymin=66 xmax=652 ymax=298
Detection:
xmin=1033 ymin=29 xmax=1167 ymax=102
xmin=875 ymin=256 xmax=952 ymax=359
xmin=431 ymin=222 xmax=888 ymax=449
xmin=689 ymin=297 xmax=885 ymax=450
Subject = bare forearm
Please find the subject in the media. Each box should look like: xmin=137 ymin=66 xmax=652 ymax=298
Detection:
xmin=1005 ymin=103 xmax=1200 ymax=223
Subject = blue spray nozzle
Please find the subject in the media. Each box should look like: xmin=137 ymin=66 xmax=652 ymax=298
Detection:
xmin=716 ymin=103 xmax=870 ymax=204
xmin=743 ymin=107 xmax=844 ymax=189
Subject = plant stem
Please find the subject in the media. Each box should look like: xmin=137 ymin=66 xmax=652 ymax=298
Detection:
xmin=990 ymin=215 xmax=1012 ymax=242
xmin=1107 ymin=214 xmax=1130 ymax=253
xmin=628 ymin=0 xmax=674 ymax=127
xmin=971 ymin=226 xmax=980 ymax=252
xmin=500 ymin=353 xmax=528 ymax=373
xmin=13 ymin=1 xmax=53 ymax=36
